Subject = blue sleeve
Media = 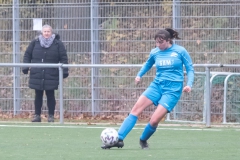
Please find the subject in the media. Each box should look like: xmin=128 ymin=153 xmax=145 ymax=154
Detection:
xmin=137 ymin=53 xmax=155 ymax=78
xmin=181 ymin=49 xmax=194 ymax=87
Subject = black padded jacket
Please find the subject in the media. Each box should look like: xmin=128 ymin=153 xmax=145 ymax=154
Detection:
xmin=22 ymin=34 xmax=68 ymax=90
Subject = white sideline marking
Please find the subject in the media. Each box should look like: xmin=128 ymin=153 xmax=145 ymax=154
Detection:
xmin=0 ymin=124 xmax=222 ymax=131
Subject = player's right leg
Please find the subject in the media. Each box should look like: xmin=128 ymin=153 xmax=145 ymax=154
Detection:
xmin=101 ymin=82 xmax=160 ymax=149
xmin=118 ymin=96 xmax=152 ymax=138
xmin=101 ymin=96 xmax=152 ymax=149
xmin=101 ymin=140 xmax=124 ymax=149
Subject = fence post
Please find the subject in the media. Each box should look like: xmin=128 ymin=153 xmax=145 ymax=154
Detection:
xmin=223 ymin=74 xmax=235 ymax=124
xmin=205 ymin=67 xmax=211 ymax=127
xmin=59 ymin=65 xmax=64 ymax=124
xmin=91 ymin=0 xmax=100 ymax=116
xmin=13 ymin=0 xmax=21 ymax=115
xmin=173 ymin=0 xmax=181 ymax=31
xmin=172 ymin=0 xmax=182 ymax=120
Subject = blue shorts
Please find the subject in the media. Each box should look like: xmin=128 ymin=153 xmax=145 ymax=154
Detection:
xmin=142 ymin=81 xmax=183 ymax=112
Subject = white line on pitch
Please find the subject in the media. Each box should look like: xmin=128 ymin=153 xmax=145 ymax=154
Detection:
xmin=0 ymin=124 xmax=222 ymax=131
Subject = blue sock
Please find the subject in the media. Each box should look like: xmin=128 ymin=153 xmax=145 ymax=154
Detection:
xmin=140 ymin=123 xmax=157 ymax=141
xmin=118 ymin=114 xmax=138 ymax=140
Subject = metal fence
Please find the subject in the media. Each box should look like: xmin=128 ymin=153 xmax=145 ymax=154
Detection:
xmin=1 ymin=63 xmax=240 ymax=126
xmin=0 ymin=0 xmax=240 ymax=124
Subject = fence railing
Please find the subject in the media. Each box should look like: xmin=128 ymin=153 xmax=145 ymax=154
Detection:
xmin=1 ymin=63 xmax=240 ymax=126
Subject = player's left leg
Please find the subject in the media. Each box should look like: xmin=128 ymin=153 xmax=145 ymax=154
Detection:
xmin=140 ymin=105 xmax=167 ymax=149
xmin=139 ymin=81 xmax=183 ymax=149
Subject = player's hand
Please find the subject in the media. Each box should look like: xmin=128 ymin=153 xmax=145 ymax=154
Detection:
xmin=183 ymin=86 xmax=191 ymax=93
xmin=135 ymin=76 xmax=141 ymax=85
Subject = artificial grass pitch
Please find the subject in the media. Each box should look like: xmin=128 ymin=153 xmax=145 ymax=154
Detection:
xmin=0 ymin=123 xmax=240 ymax=160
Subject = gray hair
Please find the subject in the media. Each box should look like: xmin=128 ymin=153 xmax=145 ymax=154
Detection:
xmin=41 ymin=24 xmax=53 ymax=33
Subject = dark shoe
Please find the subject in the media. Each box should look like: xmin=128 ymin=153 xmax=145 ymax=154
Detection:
xmin=32 ymin=114 xmax=41 ymax=122
xmin=48 ymin=115 xmax=54 ymax=122
xmin=101 ymin=140 xmax=124 ymax=149
xmin=140 ymin=139 xmax=149 ymax=149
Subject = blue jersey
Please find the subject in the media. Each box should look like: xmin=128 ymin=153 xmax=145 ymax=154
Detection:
xmin=137 ymin=44 xmax=194 ymax=87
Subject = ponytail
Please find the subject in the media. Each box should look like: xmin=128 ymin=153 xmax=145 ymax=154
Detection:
xmin=165 ymin=28 xmax=181 ymax=40
xmin=155 ymin=28 xmax=181 ymax=44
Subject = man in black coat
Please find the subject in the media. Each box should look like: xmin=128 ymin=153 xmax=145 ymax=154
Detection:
xmin=22 ymin=24 xmax=69 ymax=122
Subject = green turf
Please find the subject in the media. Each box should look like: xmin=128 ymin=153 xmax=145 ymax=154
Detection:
xmin=0 ymin=123 xmax=240 ymax=160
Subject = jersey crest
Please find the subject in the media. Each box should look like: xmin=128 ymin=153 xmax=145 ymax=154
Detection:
xmin=170 ymin=52 xmax=178 ymax=57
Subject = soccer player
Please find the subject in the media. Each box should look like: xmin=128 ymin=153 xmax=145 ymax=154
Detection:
xmin=101 ymin=28 xmax=194 ymax=149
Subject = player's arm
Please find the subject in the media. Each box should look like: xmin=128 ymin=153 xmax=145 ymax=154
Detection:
xmin=181 ymin=49 xmax=194 ymax=92
xmin=135 ymin=52 xmax=155 ymax=84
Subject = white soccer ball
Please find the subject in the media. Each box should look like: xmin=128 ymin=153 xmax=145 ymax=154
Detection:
xmin=100 ymin=128 xmax=119 ymax=146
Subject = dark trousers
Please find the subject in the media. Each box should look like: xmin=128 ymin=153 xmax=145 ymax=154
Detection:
xmin=34 ymin=89 xmax=56 ymax=116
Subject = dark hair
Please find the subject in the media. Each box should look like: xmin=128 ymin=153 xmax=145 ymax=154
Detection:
xmin=154 ymin=28 xmax=181 ymax=44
